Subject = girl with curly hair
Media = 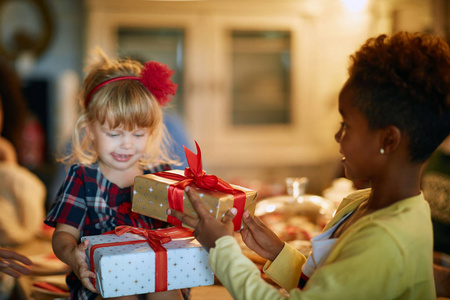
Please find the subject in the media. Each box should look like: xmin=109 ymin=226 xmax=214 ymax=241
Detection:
xmin=169 ymin=32 xmax=450 ymax=299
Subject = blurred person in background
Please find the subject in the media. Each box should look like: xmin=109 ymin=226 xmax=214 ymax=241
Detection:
xmin=0 ymin=59 xmax=46 ymax=248
xmin=0 ymin=59 xmax=46 ymax=298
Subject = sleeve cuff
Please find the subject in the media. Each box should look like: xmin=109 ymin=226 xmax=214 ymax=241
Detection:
xmin=263 ymin=242 xmax=306 ymax=290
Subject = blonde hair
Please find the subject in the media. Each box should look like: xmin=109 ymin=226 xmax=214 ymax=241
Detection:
xmin=62 ymin=50 xmax=177 ymax=167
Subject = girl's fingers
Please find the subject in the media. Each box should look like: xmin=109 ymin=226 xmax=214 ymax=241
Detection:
xmin=81 ymin=276 xmax=98 ymax=293
xmin=167 ymin=208 xmax=199 ymax=228
xmin=80 ymin=268 xmax=98 ymax=292
xmin=0 ymin=249 xmax=32 ymax=277
xmin=6 ymin=260 xmax=32 ymax=275
xmin=0 ymin=263 xmax=31 ymax=278
xmin=221 ymin=208 xmax=237 ymax=223
xmin=185 ymin=187 xmax=211 ymax=217
xmin=0 ymin=249 xmax=32 ymax=265
xmin=1 ymin=267 xmax=22 ymax=278
xmin=80 ymin=239 xmax=89 ymax=250
xmin=253 ymin=216 xmax=269 ymax=228
xmin=242 ymin=210 xmax=260 ymax=230
xmin=168 ymin=186 xmax=214 ymax=228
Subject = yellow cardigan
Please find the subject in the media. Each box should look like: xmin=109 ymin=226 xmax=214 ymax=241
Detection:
xmin=209 ymin=189 xmax=436 ymax=300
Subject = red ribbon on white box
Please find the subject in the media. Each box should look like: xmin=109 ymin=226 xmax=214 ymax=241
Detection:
xmin=89 ymin=226 xmax=193 ymax=292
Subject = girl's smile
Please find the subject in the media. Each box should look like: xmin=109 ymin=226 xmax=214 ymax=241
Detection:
xmin=111 ymin=153 xmax=133 ymax=162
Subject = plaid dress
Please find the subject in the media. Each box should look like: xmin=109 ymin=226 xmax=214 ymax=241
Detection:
xmin=45 ymin=163 xmax=190 ymax=300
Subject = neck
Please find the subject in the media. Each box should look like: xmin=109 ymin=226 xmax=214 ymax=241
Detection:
xmin=99 ymin=163 xmax=143 ymax=188
xmin=366 ymin=162 xmax=423 ymax=210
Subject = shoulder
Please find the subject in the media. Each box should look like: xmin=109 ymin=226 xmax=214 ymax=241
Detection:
xmin=336 ymin=194 xmax=433 ymax=260
xmin=0 ymin=163 xmax=45 ymax=191
xmin=0 ymin=137 xmax=17 ymax=163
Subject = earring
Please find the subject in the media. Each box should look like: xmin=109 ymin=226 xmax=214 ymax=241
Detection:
xmin=380 ymin=148 xmax=385 ymax=154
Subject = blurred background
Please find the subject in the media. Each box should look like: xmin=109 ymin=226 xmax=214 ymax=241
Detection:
xmin=0 ymin=0 xmax=448 ymax=202
xmin=2 ymin=1 xmax=450 ymax=298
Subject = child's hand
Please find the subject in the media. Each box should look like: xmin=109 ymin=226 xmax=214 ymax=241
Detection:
xmin=0 ymin=248 xmax=32 ymax=278
xmin=241 ymin=212 xmax=284 ymax=261
xmin=71 ymin=239 xmax=98 ymax=293
xmin=167 ymin=186 xmax=236 ymax=251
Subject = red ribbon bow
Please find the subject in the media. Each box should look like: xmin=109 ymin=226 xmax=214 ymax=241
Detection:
xmin=89 ymin=226 xmax=193 ymax=292
xmin=154 ymin=141 xmax=246 ymax=231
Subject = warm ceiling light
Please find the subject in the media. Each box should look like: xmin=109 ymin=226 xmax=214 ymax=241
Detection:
xmin=340 ymin=0 xmax=368 ymax=12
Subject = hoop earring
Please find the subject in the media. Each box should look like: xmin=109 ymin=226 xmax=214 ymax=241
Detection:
xmin=380 ymin=148 xmax=385 ymax=154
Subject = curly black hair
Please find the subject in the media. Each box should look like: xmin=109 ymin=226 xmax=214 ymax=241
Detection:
xmin=347 ymin=32 xmax=450 ymax=162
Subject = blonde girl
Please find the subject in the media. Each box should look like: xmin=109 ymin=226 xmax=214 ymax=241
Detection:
xmin=45 ymin=52 xmax=186 ymax=300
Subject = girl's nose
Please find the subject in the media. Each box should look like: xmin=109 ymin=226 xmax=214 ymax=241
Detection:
xmin=121 ymin=136 xmax=132 ymax=149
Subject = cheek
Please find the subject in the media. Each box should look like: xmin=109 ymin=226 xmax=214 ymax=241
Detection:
xmin=136 ymin=138 xmax=150 ymax=150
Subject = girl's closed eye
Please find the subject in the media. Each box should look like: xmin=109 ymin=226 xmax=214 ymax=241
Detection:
xmin=106 ymin=131 xmax=120 ymax=137
xmin=133 ymin=129 xmax=149 ymax=138
xmin=134 ymin=132 xmax=146 ymax=137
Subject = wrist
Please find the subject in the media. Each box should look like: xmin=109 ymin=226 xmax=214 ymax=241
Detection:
xmin=269 ymin=242 xmax=285 ymax=261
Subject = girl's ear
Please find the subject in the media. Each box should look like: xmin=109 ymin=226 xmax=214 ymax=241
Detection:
xmin=381 ymin=125 xmax=402 ymax=154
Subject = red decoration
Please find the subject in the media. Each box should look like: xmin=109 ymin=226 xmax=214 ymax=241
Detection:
xmin=84 ymin=61 xmax=177 ymax=108
xmin=140 ymin=61 xmax=178 ymax=107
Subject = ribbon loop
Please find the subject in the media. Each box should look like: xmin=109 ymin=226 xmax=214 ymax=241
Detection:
xmin=183 ymin=142 xmax=203 ymax=176
xmin=116 ymin=226 xmax=159 ymax=243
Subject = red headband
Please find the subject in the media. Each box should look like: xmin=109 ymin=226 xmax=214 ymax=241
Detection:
xmin=84 ymin=61 xmax=178 ymax=108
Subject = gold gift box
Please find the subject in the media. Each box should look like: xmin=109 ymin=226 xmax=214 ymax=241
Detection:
xmin=132 ymin=170 xmax=258 ymax=230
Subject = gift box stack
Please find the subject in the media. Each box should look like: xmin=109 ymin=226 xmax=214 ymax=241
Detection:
xmin=82 ymin=228 xmax=212 ymax=298
xmin=84 ymin=142 xmax=257 ymax=298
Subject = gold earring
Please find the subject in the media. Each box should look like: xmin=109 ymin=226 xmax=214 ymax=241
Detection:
xmin=380 ymin=148 xmax=385 ymax=154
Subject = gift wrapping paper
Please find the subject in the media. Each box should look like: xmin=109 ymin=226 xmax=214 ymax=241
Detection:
xmin=132 ymin=170 xmax=258 ymax=230
xmin=82 ymin=232 xmax=213 ymax=298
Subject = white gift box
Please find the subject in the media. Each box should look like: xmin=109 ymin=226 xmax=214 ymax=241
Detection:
xmin=82 ymin=231 xmax=214 ymax=298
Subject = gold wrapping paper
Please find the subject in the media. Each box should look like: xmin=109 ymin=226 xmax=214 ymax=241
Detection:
xmin=132 ymin=170 xmax=257 ymax=230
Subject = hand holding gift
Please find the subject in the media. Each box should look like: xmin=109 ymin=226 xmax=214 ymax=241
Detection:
xmin=132 ymin=142 xmax=257 ymax=231
xmin=168 ymin=188 xmax=285 ymax=260
xmin=73 ymin=239 xmax=98 ymax=293
xmin=52 ymin=226 xmax=98 ymax=294
xmin=167 ymin=186 xmax=237 ymax=251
